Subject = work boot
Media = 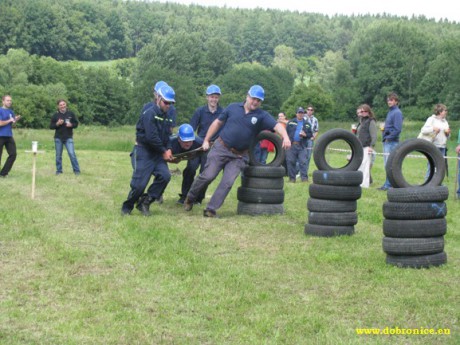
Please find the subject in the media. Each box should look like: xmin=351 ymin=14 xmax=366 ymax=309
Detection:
xmin=136 ymin=196 xmax=153 ymax=216
xmin=184 ymin=197 xmax=194 ymax=211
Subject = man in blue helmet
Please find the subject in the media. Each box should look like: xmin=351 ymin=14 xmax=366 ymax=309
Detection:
xmin=142 ymin=81 xmax=177 ymax=132
xmin=177 ymin=85 xmax=224 ymax=204
xmin=121 ymin=85 xmax=176 ymax=216
xmin=169 ymin=124 xmax=203 ymax=162
xmin=183 ymin=85 xmax=291 ymax=218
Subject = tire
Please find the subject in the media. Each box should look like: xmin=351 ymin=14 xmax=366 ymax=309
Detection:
xmin=241 ymin=176 xmax=284 ymax=189
xmin=383 ymin=201 xmax=447 ymax=220
xmin=237 ymin=187 xmax=284 ymax=204
xmin=248 ymin=131 xmax=285 ymax=167
xmin=307 ymin=198 xmax=357 ymax=212
xmin=313 ymin=128 xmax=363 ymax=171
xmin=237 ymin=201 xmax=284 ymax=215
xmin=243 ymin=165 xmax=286 ymax=178
xmin=312 ymin=170 xmax=363 ymax=186
xmin=386 ymin=251 xmax=447 ymax=268
xmin=308 ymin=211 xmax=358 ymax=226
xmin=304 ymin=223 xmax=355 ymax=237
xmin=386 ymin=138 xmax=446 ymax=188
xmin=383 ymin=218 xmax=447 ymax=238
xmin=309 ymin=184 xmax=362 ymax=201
xmin=382 ymin=236 xmax=444 ymax=255
xmin=387 ymin=186 xmax=449 ymax=202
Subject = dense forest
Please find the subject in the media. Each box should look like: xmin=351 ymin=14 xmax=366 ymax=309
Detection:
xmin=1 ymin=0 xmax=460 ymax=127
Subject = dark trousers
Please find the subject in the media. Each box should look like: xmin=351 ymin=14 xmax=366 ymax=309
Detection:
xmin=0 ymin=136 xmax=17 ymax=176
xmin=122 ymin=146 xmax=171 ymax=212
xmin=181 ymin=152 xmax=208 ymax=202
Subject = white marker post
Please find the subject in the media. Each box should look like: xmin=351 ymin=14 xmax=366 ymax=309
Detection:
xmin=26 ymin=141 xmax=43 ymax=200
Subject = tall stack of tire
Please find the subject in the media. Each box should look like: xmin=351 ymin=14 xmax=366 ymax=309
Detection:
xmin=304 ymin=129 xmax=364 ymax=237
xmin=382 ymin=138 xmax=448 ymax=268
xmin=237 ymin=132 xmax=286 ymax=215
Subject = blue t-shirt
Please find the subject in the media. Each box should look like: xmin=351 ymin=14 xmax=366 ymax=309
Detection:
xmin=190 ymin=104 xmax=223 ymax=140
xmin=218 ymin=102 xmax=277 ymax=151
xmin=0 ymin=107 xmax=15 ymax=137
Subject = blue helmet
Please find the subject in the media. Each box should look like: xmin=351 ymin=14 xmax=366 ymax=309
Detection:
xmin=178 ymin=124 xmax=195 ymax=142
xmin=206 ymin=84 xmax=221 ymax=95
xmin=248 ymin=85 xmax=265 ymax=101
xmin=158 ymin=85 xmax=175 ymax=103
xmin=154 ymin=81 xmax=168 ymax=93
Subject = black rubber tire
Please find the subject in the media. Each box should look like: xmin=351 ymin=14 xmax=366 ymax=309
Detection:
xmin=387 ymin=186 xmax=449 ymax=202
xmin=243 ymin=165 xmax=286 ymax=178
xmin=237 ymin=187 xmax=284 ymax=204
xmin=382 ymin=236 xmax=444 ymax=256
xmin=383 ymin=201 xmax=447 ymax=220
xmin=308 ymin=211 xmax=358 ymax=226
xmin=313 ymin=128 xmax=363 ymax=171
xmin=312 ymin=170 xmax=363 ymax=186
xmin=309 ymin=184 xmax=362 ymax=201
xmin=237 ymin=201 xmax=284 ymax=215
xmin=307 ymin=198 xmax=357 ymax=212
xmin=386 ymin=251 xmax=447 ymax=268
xmin=248 ymin=131 xmax=285 ymax=167
xmin=386 ymin=138 xmax=446 ymax=188
xmin=241 ymin=176 xmax=284 ymax=190
xmin=304 ymin=223 xmax=355 ymax=237
xmin=383 ymin=218 xmax=447 ymax=238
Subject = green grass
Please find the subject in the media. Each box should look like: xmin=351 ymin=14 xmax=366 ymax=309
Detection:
xmin=0 ymin=124 xmax=459 ymax=344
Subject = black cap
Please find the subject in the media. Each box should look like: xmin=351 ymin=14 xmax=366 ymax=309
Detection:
xmin=296 ymin=107 xmax=305 ymax=113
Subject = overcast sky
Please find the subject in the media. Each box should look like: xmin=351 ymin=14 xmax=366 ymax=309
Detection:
xmin=156 ymin=0 xmax=459 ymax=22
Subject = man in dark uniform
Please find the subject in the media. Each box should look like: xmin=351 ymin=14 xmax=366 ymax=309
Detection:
xmin=286 ymin=107 xmax=313 ymax=182
xmin=183 ymin=85 xmax=291 ymax=218
xmin=177 ymin=85 xmax=223 ymax=204
xmin=143 ymin=80 xmax=177 ymax=132
xmin=121 ymin=85 xmax=176 ymax=216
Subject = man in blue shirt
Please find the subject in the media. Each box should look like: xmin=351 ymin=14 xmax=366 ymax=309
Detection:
xmin=379 ymin=92 xmax=404 ymax=191
xmin=286 ymin=107 xmax=313 ymax=182
xmin=0 ymin=95 xmax=21 ymax=178
xmin=121 ymin=85 xmax=176 ymax=216
xmin=177 ymin=85 xmax=224 ymax=204
xmin=183 ymin=85 xmax=291 ymax=217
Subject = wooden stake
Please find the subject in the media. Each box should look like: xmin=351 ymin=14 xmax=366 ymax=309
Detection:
xmin=31 ymin=152 xmax=37 ymax=199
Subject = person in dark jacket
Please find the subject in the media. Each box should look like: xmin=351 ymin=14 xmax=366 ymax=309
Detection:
xmin=379 ymin=92 xmax=404 ymax=190
xmin=0 ymin=95 xmax=21 ymax=177
xmin=121 ymin=85 xmax=176 ymax=216
xmin=355 ymin=104 xmax=377 ymax=187
xmin=285 ymin=107 xmax=313 ymax=182
xmin=50 ymin=99 xmax=80 ymax=175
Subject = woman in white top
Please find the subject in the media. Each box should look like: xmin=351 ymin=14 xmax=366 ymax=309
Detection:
xmin=420 ymin=103 xmax=451 ymax=155
xmin=420 ymin=103 xmax=450 ymax=179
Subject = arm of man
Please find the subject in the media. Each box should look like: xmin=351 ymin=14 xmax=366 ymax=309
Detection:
xmin=274 ymin=123 xmax=291 ymax=149
xmin=203 ymin=118 xmax=224 ymax=151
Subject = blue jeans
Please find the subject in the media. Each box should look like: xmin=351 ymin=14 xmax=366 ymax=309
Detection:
xmin=55 ymin=138 xmax=80 ymax=174
xmin=286 ymin=144 xmax=308 ymax=181
xmin=382 ymin=140 xmax=399 ymax=188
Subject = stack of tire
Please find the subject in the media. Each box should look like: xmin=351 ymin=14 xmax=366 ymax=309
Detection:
xmin=304 ymin=129 xmax=364 ymax=237
xmin=383 ymin=138 xmax=448 ymax=268
xmin=237 ymin=131 xmax=286 ymax=215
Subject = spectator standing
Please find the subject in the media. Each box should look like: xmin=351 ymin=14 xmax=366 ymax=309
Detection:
xmin=184 ymin=85 xmax=291 ymax=218
xmin=303 ymin=105 xmax=319 ymax=180
xmin=286 ymin=107 xmax=312 ymax=182
xmin=455 ymin=129 xmax=460 ymax=199
xmin=355 ymin=104 xmax=377 ymax=187
xmin=177 ymin=85 xmax=223 ymax=204
xmin=121 ymin=85 xmax=176 ymax=216
xmin=379 ymin=92 xmax=404 ymax=191
xmin=49 ymin=99 xmax=81 ymax=175
xmin=0 ymin=95 xmax=21 ymax=178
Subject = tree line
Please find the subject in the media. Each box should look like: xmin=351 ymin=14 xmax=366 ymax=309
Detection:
xmin=1 ymin=0 xmax=459 ymax=128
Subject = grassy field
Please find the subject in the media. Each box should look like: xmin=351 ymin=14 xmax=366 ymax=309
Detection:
xmin=1 ymin=123 xmax=459 ymax=344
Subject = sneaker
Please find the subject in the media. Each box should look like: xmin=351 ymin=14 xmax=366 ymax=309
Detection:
xmin=184 ymin=197 xmax=194 ymax=211
xmin=203 ymin=209 xmax=217 ymax=218
xmin=55 ymin=172 xmax=62 ymax=175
